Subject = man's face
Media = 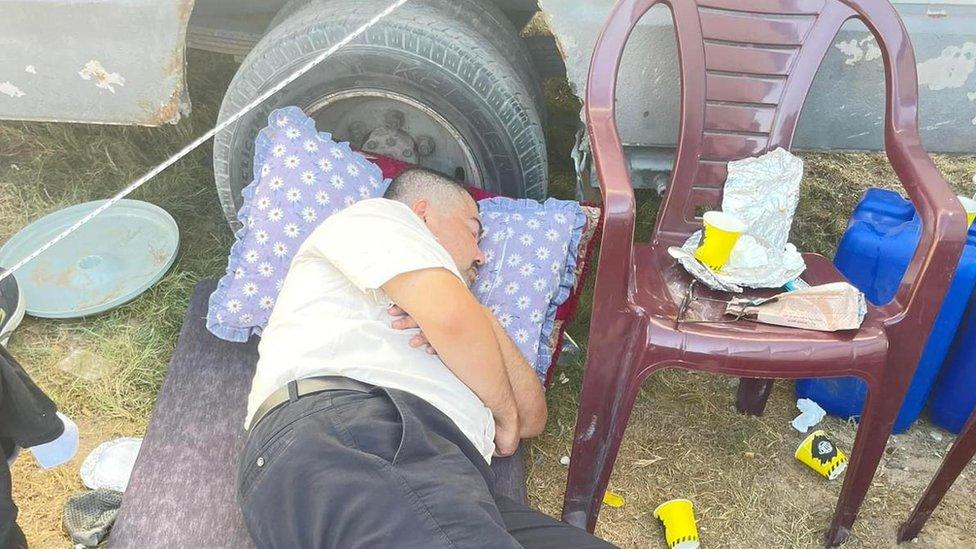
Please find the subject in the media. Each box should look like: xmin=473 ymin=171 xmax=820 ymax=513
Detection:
xmin=415 ymin=194 xmax=485 ymax=286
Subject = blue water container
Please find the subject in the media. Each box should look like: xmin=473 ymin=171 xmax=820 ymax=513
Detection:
xmin=796 ymin=188 xmax=976 ymax=433
xmin=928 ymin=294 xmax=976 ymax=433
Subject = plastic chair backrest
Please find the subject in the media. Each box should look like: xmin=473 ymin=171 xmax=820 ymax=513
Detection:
xmin=646 ymin=0 xmax=910 ymax=244
xmin=586 ymin=0 xmax=965 ymax=322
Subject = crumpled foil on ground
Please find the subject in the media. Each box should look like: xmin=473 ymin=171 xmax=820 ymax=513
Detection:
xmin=678 ymin=148 xmax=807 ymax=292
xmin=792 ymin=398 xmax=827 ymax=433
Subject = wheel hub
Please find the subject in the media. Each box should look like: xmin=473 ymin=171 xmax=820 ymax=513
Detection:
xmin=305 ymin=90 xmax=481 ymax=184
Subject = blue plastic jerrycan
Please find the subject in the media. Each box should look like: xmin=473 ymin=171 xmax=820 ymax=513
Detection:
xmin=796 ymin=188 xmax=976 ymax=433
xmin=928 ymin=293 xmax=976 ymax=433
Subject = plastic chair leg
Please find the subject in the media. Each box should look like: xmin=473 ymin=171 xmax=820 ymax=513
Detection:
xmin=898 ymin=410 xmax=976 ymax=542
xmin=561 ymin=360 xmax=648 ymax=532
xmin=735 ymin=378 xmax=775 ymax=416
xmin=824 ymin=382 xmax=901 ymax=547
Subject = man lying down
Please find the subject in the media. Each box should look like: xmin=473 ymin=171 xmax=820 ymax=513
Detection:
xmin=238 ymin=168 xmax=615 ymax=548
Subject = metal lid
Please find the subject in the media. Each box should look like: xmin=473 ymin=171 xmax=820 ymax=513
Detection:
xmin=0 ymin=200 xmax=179 ymax=318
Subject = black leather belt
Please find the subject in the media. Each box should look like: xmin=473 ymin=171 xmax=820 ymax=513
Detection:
xmin=249 ymin=376 xmax=374 ymax=431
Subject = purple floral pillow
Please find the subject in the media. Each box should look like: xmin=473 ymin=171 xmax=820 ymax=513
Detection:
xmin=207 ymin=107 xmax=389 ymax=341
xmin=473 ymin=198 xmax=589 ymax=380
xmin=207 ymin=107 xmax=592 ymax=385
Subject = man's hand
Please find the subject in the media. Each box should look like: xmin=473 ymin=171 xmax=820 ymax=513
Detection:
xmin=388 ymin=302 xmax=546 ymax=441
xmin=390 ymin=300 xmax=522 ymax=457
xmin=388 ymin=305 xmax=436 ymax=355
xmin=493 ymin=415 xmax=520 ymax=457
xmin=481 ymin=306 xmax=548 ymax=438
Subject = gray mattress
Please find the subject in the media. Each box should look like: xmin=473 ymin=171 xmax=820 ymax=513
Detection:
xmin=109 ymin=279 xmax=526 ymax=548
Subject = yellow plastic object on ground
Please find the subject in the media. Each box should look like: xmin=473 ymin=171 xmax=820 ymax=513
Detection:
xmin=602 ymin=490 xmax=625 ymax=508
xmin=694 ymin=211 xmax=746 ymax=271
xmin=958 ymin=195 xmax=976 ymax=227
xmin=653 ymin=498 xmax=701 ymax=549
xmin=795 ymin=430 xmax=848 ymax=480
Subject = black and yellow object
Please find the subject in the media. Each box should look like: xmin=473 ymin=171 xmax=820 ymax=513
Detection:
xmin=795 ymin=430 xmax=848 ymax=480
xmin=653 ymin=499 xmax=700 ymax=549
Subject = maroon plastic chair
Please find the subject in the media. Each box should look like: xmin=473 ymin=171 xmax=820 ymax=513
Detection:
xmin=562 ymin=0 xmax=969 ymax=545
xmin=897 ymin=409 xmax=976 ymax=543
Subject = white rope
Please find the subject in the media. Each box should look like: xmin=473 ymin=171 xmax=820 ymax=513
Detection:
xmin=0 ymin=0 xmax=411 ymax=283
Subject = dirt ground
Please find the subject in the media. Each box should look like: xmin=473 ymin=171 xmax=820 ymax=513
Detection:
xmin=526 ymin=369 xmax=976 ymax=548
xmin=3 ymin=45 xmax=976 ymax=548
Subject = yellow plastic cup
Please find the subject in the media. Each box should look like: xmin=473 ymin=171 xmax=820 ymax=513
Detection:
xmin=958 ymin=195 xmax=976 ymax=227
xmin=694 ymin=211 xmax=747 ymax=271
xmin=795 ymin=430 xmax=848 ymax=480
xmin=653 ymin=499 xmax=700 ymax=549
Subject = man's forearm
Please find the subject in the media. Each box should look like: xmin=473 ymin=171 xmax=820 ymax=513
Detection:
xmin=483 ymin=307 xmax=547 ymax=437
xmin=430 ymin=311 xmax=519 ymax=424
xmin=383 ymin=269 xmax=519 ymax=427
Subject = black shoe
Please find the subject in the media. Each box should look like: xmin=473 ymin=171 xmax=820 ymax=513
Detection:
xmin=0 ymin=268 xmax=25 ymax=345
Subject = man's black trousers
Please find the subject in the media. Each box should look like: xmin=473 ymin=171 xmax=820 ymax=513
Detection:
xmin=237 ymin=378 xmax=615 ymax=548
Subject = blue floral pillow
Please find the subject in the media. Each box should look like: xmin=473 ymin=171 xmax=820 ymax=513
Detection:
xmin=473 ymin=198 xmax=590 ymax=380
xmin=206 ymin=107 xmax=389 ymax=342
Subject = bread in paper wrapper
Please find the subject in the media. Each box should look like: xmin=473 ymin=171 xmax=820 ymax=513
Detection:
xmin=725 ymin=282 xmax=867 ymax=331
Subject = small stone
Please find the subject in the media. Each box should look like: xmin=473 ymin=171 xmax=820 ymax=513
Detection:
xmin=58 ymin=348 xmax=112 ymax=381
xmin=743 ymin=451 xmax=756 ymax=459
xmin=559 ymin=455 xmax=570 ymax=466
xmin=930 ymin=431 xmax=943 ymax=442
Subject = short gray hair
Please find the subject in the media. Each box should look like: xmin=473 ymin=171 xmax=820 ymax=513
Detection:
xmin=383 ymin=168 xmax=469 ymax=209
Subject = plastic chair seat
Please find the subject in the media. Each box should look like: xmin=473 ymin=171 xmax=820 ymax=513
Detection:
xmin=633 ymin=244 xmax=888 ymax=376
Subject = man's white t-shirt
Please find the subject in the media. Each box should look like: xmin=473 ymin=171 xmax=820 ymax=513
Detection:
xmin=245 ymin=198 xmax=496 ymax=461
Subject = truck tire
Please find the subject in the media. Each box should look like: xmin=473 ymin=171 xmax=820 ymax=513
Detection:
xmin=266 ymin=0 xmax=545 ymax=118
xmin=213 ymin=0 xmax=547 ymax=228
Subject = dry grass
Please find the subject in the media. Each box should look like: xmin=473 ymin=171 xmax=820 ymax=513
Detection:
xmin=2 ymin=52 xmax=976 ymax=548
xmin=527 ymin=366 xmax=976 ymax=548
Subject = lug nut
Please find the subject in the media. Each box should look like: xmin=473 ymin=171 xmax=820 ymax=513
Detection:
xmin=416 ymin=135 xmax=435 ymax=157
xmin=348 ymin=121 xmax=369 ymax=145
xmin=384 ymin=109 xmax=405 ymax=130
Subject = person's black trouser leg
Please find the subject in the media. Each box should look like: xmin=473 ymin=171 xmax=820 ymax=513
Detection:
xmin=495 ymin=495 xmax=615 ymax=549
xmin=1 ymin=455 xmax=28 ymax=549
xmin=238 ymin=380 xmax=615 ymax=549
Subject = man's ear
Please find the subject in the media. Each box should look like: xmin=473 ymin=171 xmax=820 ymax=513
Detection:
xmin=411 ymin=198 xmax=430 ymax=221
